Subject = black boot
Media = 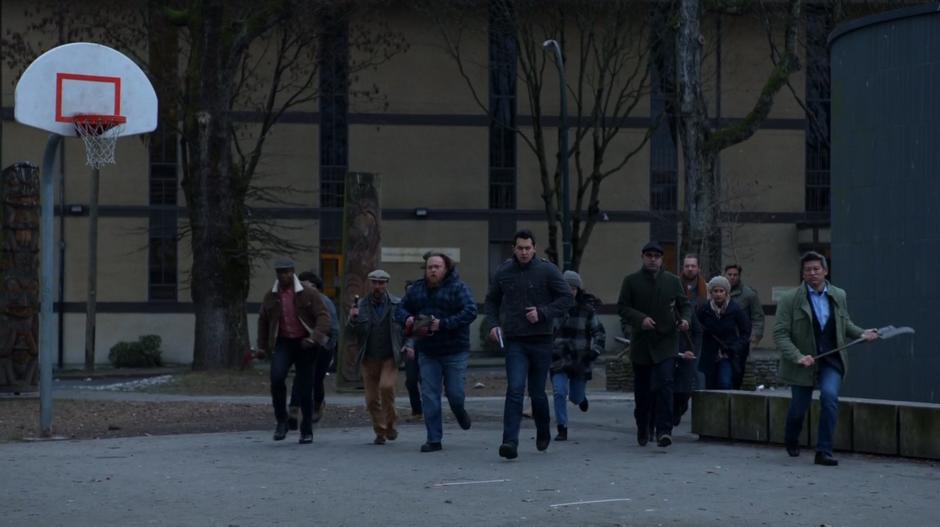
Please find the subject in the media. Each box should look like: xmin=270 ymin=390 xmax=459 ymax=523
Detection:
xmin=455 ymin=408 xmax=472 ymax=430
xmin=579 ymin=398 xmax=589 ymax=412
xmin=498 ymin=441 xmax=518 ymax=459
xmin=555 ymin=425 xmax=568 ymax=441
xmin=273 ymin=421 xmax=288 ymax=441
xmin=536 ymin=428 xmax=551 ymax=451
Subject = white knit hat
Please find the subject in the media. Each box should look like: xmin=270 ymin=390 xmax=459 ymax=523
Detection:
xmin=707 ymin=275 xmax=731 ymax=292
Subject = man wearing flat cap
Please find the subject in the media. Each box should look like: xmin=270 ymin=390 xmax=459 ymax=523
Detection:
xmin=347 ymin=269 xmax=404 ymax=445
xmin=617 ymin=241 xmax=691 ymax=449
xmin=257 ymin=258 xmax=332 ymax=444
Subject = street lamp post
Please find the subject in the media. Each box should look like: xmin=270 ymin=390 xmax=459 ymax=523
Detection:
xmin=543 ymin=39 xmax=572 ymax=271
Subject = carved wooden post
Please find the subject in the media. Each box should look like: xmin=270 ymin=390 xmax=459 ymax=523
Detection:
xmin=0 ymin=163 xmax=41 ymax=391
xmin=336 ymin=172 xmax=380 ymax=390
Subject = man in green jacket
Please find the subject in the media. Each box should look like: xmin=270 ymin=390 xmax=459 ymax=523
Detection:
xmin=725 ymin=264 xmax=765 ymax=388
xmin=774 ymin=251 xmax=878 ymax=466
xmin=617 ymin=241 xmax=692 ymax=448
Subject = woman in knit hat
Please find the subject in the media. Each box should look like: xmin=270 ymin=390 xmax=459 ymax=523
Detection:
xmin=550 ymin=270 xmax=606 ymax=441
xmin=696 ymin=275 xmax=751 ymax=389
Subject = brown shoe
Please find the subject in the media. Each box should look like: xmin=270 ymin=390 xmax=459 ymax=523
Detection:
xmin=373 ymin=435 xmax=386 ymax=445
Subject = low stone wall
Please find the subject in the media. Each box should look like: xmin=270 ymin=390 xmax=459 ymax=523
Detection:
xmin=691 ymin=390 xmax=940 ymax=460
xmin=605 ymin=348 xmax=782 ymax=392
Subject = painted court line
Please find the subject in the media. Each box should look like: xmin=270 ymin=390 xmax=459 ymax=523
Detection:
xmin=432 ymin=479 xmax=510 ymax=487
xmin=550 ymin=498 xmax=632 ymax=508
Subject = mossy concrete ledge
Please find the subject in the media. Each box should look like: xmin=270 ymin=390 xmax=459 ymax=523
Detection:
xmin=691 ymin=391 xmax=940 ymax=460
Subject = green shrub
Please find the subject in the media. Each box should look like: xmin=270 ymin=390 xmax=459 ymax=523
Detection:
xmin=108 ymin=335 xmax=163 ymax=368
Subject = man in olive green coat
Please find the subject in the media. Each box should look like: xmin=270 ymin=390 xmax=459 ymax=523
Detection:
xmin=774 ymin=251 xmax=878 ymax=466
xmin=617 ymin=241 xmax=692 ymax=448
xmin=725 ymin=264 xmax=765 ymax=388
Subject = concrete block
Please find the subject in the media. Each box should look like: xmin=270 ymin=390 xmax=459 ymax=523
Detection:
xmin=730 ymin=392 xmax=769 ymax=442
xmin=768 ymin=394 xmax=809 ymax=447
xmin=852 ymin=400 xmax=898 ymax=455
xmin=899 ymin=403 xmax=940 ymax=460
xmin=691 ymin=391 xmax=730 ymax=438
xmin=809 ymin=399 xmax=853 ymax=452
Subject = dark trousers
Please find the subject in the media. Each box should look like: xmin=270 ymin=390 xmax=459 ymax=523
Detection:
xmin=271 ymin=338 xmax=315 ymax=433
xmin=289 ymin=348 xmax=332 ymax=409
xmin=405 ymin=354 xmax=423 ymax=415
xmin=633 ymin=357 xmax=676 ymax=437
xmin=502 ymin=339 xmax=552 ymax=445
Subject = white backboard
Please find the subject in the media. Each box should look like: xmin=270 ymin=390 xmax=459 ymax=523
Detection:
xmin=14 ymin=42 xmax=158 ymax=137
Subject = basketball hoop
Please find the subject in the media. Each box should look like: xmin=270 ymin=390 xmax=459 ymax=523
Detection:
xmin=72 ymin=114 xmax=127 ymax=169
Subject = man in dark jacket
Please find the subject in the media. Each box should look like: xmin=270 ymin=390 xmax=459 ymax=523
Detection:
xmin=725 ymin=264 xmax=765 ymax=389
xmin=347 ymin=269 xmax=404 ymax=445
xmin=617 ymin=241 xmax=692 ymax=448
xmin=696 ymin=275 xmax=750 ymax=389
xmin=396 ymin=253 xmax=477 ymax=453
xmin=484 ymin=229 xmax=574 ymax=460
xmin=257 ymin=259 xmax=332 ymax=444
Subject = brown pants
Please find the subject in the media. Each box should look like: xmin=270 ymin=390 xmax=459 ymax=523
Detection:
xmin=361 ymin=357 xmax=398 ymax=438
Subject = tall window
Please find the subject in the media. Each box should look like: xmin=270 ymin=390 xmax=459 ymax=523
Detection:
xmin=488 ymin=1 xmax=518 ymax=280
xmin=649 ymin=7 xmax=678 ymax=271
xmin=488 ymin=1 xmax=516 ymax=210
xmin=148 ymin=126 xmax=178 ymax=301
xmin=805 ymin=4 xmax=832 ymax=213
xmin=319 ymin=13 xmax=349 ymax=210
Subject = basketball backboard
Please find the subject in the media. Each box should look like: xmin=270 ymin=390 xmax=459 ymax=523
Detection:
xmin=14 ymin=42 xmax=158 ymax=137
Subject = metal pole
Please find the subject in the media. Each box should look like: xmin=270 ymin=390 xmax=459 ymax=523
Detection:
xmin=543 ymin=39 xmax=572 ymax=270
xmin=40 ymin=134 xmax=64 ymax=437
xmin=84 ymin=167 xmax=99 ymax=371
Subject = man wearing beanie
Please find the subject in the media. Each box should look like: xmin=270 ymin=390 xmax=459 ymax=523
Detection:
xmin=617 ymin=241 xmax=691 ymax=448
xmin=696 ymin=275 xmax=750 ymax=389
xmin=550 ymin=270 xmax=606 ymax=441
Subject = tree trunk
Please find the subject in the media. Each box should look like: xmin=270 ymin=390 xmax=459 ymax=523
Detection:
xmin=184 ymin=1 xmax=251 ymax=370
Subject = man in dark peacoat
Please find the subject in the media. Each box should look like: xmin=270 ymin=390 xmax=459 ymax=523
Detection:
xmin=617 ymin=241 xmax=692 ymax=448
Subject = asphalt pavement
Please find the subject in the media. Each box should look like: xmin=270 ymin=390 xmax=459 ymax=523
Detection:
xmin=2 ymin=388 xmax=938 ymax=526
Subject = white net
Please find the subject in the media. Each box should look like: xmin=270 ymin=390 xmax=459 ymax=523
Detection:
xmin=73 ymin=115 xmax=126 ymax=169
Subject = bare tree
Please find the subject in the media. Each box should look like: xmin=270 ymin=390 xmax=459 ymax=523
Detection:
xmin=425 ymin=0 xmax=654 ymax=270
xmin=670 ymin=0 xmax=802 ymax=276
xmin=3 ymin=0 xmax=407 ymax=369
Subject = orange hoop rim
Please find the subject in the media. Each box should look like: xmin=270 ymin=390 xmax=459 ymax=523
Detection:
xmin=72 ymin=113 xmax=127 ymax=134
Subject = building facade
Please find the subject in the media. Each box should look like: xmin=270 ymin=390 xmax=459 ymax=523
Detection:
xmin=0 ymin=1 xmax=841 ymax=365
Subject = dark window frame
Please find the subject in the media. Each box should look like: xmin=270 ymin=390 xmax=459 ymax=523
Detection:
xmin=805 ymin=3 xmax=832 ymax=214
xmin=148 ymin=125 xmax=178 ymax=302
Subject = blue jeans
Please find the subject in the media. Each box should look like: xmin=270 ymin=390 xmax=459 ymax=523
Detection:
xmin=551 ymin=373 xmax=586 ymax=427
xmin=418 ymin=351 xmax=468 ymax=443
xmin=785 ymin=364 xmax=843 ymax=455
xmin=405 ymin=354 xmax=422 ymax=415
xmin=503 ymin=339 xmax=552 ymax=444
xmin=704 ymin=358 xmax=733 ymax=390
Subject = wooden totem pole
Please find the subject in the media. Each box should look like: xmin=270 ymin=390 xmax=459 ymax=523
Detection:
xmin=336 ymin=172 xmax=381 ymax=390
xmin=0 ymin=163 xmax=41 ymax=391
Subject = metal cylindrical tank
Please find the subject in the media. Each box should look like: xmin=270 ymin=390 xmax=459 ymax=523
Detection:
xmin=830 ymin=4 xmax=940 ymax=403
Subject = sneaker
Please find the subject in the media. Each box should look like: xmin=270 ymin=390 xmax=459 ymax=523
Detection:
xmin=579 ymin=398 xmax=589 ymax=412
xmin=386 ymin=429 xmax=399 ymax=441
xmin=420 ymin=442 xmax=442 ymax=453
xmin=637 ymin=428 xmax=649 ymax=447
xmin=455 ymin=409 xmax=472 ymax=430
xmin=287 ymin=407 xmax=299 ymax=431
xmin=373 ymin=435 xmax=386 ymax=445
xmin=555 ymin=425 xmax=568 ymax=441
xmin=814 ymin=452 xmax=838 ymax=466
xmin=273 ymin=421 xmax=288 ymax=441
xmin=656 ymin=433 xmax=672 ymax=448
xmin=498 ymin=442 xmax=518 ymax=459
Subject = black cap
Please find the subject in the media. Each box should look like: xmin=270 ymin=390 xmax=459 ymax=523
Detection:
xmin=641 ymin=241 xmax=664 ymax=255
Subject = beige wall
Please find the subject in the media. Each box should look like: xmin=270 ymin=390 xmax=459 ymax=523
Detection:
xmin=720 ymin=129 xmax=805 ymax=212
xmin=349 ymin=125 xmax=488 ymax=209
